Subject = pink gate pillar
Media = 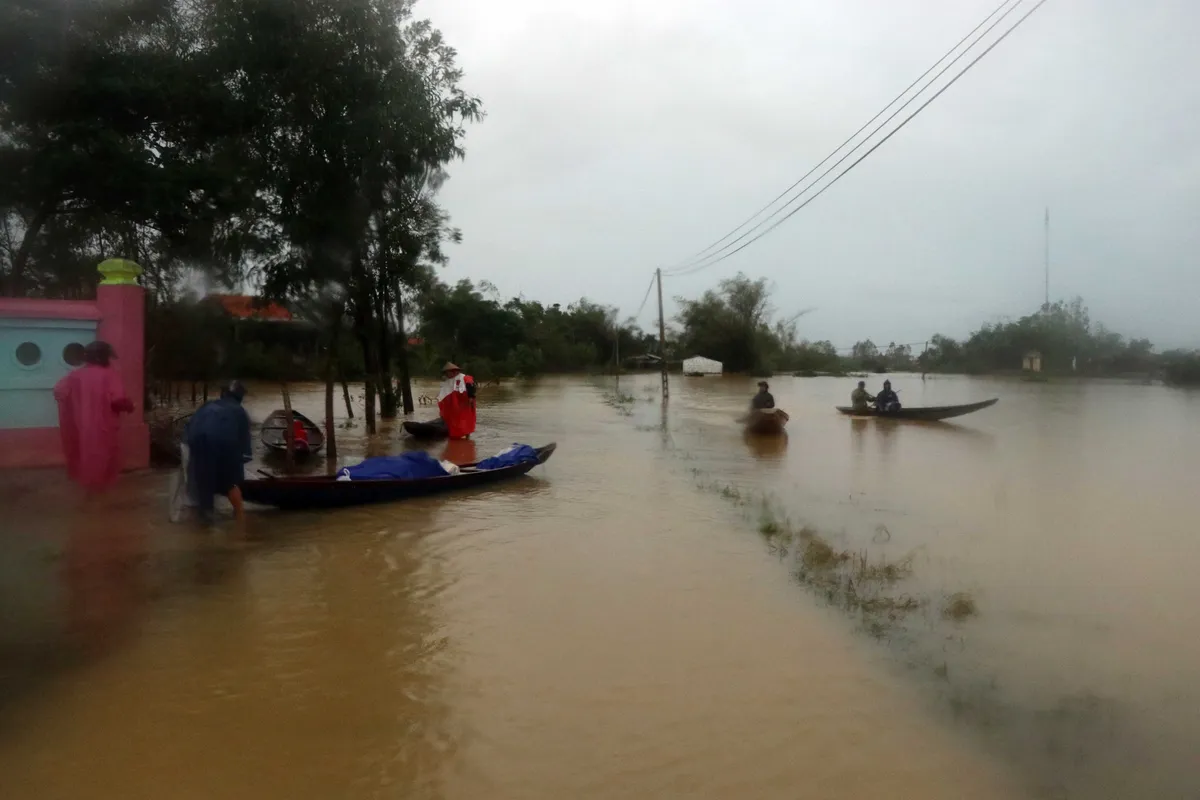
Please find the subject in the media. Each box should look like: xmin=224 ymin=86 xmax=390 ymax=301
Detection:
xmin=96 ymin=259 xmax=149 ymax=470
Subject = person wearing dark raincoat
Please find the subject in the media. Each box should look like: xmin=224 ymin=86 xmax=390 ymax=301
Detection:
xmin=185 ymin=381 xmax=252 ymax=525
xmin=875 ymin=380 xmax=901 ymax=413
xmin=750 ymin=381 xmax=775 ymax=410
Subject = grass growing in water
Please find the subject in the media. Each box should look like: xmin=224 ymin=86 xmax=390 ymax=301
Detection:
xmin=670 ymin=437 xmax=976 ymax=640
xmin=943 ymin=591 xmax=978 ymax=620
xmin=603 ymin=390 xmax=637 ymax=416
xmin=746 ymin=504 xmax=930 ymax=633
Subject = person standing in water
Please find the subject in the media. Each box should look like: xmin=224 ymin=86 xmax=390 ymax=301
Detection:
xmin=185 ymin=381 xmax=252 ymax=526
xmin=437 ymin=362 xmax=477 ymax=439
xmin=53 ymin=341 xmax=135 ymax=493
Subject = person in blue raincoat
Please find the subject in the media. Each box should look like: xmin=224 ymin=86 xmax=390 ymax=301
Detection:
xmin=185 ymin=381 xmax=253 ymax=526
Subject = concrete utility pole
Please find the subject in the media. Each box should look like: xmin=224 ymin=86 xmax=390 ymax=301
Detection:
xmin=656 ymin=268 xmax=669 ymax=399
xmin=1044 ymin=207 xmax=1050 ymax=310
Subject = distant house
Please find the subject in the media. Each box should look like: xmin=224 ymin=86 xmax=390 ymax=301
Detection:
xmin=205 ymin=294 xmax=293 ymax=322
xmin=1022 ymin=350 xmax=1042 ymax=372
xmin=682 ymin=356 xmax=722 ymax=376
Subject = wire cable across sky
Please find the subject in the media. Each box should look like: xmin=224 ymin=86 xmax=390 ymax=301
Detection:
xmin=661 ymin=0 xmax=1048 ymax=279
xmin=630 ymin=273 xmax=657 ymax=323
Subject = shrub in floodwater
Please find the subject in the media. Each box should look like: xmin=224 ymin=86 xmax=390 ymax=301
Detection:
xmin=942 ymin=592 xmax=978 ymax=620
xmin=721 ymin=485 xmax=743 ymax=502
xmin=801 ymin=538 xmax=848 ymax=569
xmin=859 ymin=595 xmax=923 ymax=614
xmin=758 ymin=517 xmax=781 ymax=537
xmin=851 ymin=550 xmax=914 ymax=583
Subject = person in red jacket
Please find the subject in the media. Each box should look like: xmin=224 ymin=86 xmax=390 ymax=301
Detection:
xmin=53 ymin=341 xmax=135 ymax=493
xmin=436 ymin=362 xmax=476 ymax=439
xmin=291 ymin=418 xmax=310 ymax=454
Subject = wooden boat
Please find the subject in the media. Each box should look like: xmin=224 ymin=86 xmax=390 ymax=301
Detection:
xmin=241 ymin=443 xmax=557 ymax=510
xmin=260 ymin=409 xmax=325 ymax=456
xmin=402 ymin=419 xmax=448 ymax=440
xmin=835 ymin=398 xmax=998 ymax=422
xmin=741 ymin=408 xmax=789 ymax=435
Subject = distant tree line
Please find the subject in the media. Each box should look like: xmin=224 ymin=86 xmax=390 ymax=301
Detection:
xmin=669 ymin=275 xmax=1200 ymax=384
xmin=143 ymin=279 xmax=663 ymax=387
xmin=147 ymin=273 xmax=1200 ymax=388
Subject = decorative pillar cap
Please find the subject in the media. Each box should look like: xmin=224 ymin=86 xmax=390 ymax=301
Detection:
xmin=98 ymin=259 xmax=143 ymax=286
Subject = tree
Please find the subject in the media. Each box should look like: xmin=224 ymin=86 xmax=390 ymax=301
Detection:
xmin=0 ymin=0 xmax=262 ymax=297
xmin=676 ymin=273 xmax=773 ymax=372
xmin=217 ymin=0 xmax=482 ymax=431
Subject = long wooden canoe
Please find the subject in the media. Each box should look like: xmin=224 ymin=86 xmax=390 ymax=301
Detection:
xmin=260 ymin=409 xmax=325 ymax=456
xmin=835 ymin=398 xmax=998 ymax=421
xmin=241 ymin=443 xmax=556 ymax=510
xmin=741 ymin=408 xmax=790 ymax=435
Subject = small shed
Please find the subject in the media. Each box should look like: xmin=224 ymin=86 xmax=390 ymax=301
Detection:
xmin=682 ymin=356 xmax=722 ymax=376
xmin=1022 ymin=350 xmax=1042 ymax=373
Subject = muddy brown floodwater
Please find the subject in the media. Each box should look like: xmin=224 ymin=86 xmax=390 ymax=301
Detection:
xmin=1 ymin=374 xmax=1197 ymax=798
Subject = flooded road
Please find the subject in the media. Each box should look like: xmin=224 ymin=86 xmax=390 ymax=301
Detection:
xmin=1 ymin=374 xmax=1196 ymax=798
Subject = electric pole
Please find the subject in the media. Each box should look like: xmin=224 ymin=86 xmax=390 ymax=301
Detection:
xmin=613 ymin=320 xmax=620 ymax=377
xmin=1044 ymin=207 xmax=1050 ymax=311
xmin=656 ymin=268 xmax=669 ymax=399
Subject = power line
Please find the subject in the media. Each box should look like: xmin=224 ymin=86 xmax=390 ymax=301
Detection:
xmin=630 ymin=273 xmax=656 ymax=322
xmin=667 ymin=0 xmax=1039 ymax=277
xmin=664 ymin=0 xmax=1020 ymax=273
xmin=666 ymin=0 xmax=1047 ymax=278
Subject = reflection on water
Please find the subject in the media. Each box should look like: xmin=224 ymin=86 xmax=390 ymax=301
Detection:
xmin=3 ymin=374 xmax=1197 ymax=797
xmin=742 ymin=430 xmax=788 ymax=460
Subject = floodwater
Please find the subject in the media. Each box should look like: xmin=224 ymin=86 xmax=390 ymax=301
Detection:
xmin=1 ymin=374 xmax=1197 ymax=798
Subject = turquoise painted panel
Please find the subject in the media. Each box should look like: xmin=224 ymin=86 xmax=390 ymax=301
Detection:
xmin=0 ymin=321 xmax=96 ymax=429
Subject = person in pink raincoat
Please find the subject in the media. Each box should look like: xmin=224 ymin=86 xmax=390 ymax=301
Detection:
xmin=53 ymin=341 xmax=135 ymax=492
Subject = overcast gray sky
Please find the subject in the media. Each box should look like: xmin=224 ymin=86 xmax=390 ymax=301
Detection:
xmin=419 ymin=0 xmax=1199 ymax=350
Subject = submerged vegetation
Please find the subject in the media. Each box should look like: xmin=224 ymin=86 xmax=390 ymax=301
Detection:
xmin=943 ymin=592 xmax=979 ymax=621
xmin=698 ymin=475 xmax=945 ymax=637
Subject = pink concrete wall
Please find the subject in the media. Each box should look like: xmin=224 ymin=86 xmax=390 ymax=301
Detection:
xmin=96 ymin=280 xmax=149 ymax=471
xmin=0 ymin=298 xmax=102 ymax=321
xmin=0 ymin=261 xmax=149 ymax=472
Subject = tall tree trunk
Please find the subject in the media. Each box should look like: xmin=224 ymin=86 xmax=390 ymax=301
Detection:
xmin=364 ymin=378 xmax=376 ymax=433
xmin=341 ymin=375 xmax=354 ymax=419
xmin=350 ymin=249 xmax=379 ymax=434
xmin=396 ymin=286 xmax=414 ymax=414
xmin=281 ymin=383 xmax=296 ymax=471
xmin=324 ymin=367 xmax=338 ymax=462
xmin=7 ymin=204 xmax=53 ymax=296
xmin=377 ymin=279 xmax=398 ymax=418
xmin=358 ymin=328 xmax=377 ymax=434
xmin=323 ymin=307 xmax=345 ymax=462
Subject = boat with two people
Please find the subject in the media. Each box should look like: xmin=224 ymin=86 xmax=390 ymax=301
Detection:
xmin=241 ymin=442 xmax=556 ymax=510
xmin=835 ymin=398 xmax=998 ymax=421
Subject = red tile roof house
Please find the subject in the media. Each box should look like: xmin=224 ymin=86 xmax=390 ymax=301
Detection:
xmin=204 ymin=294 xmax=294 ymax=322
